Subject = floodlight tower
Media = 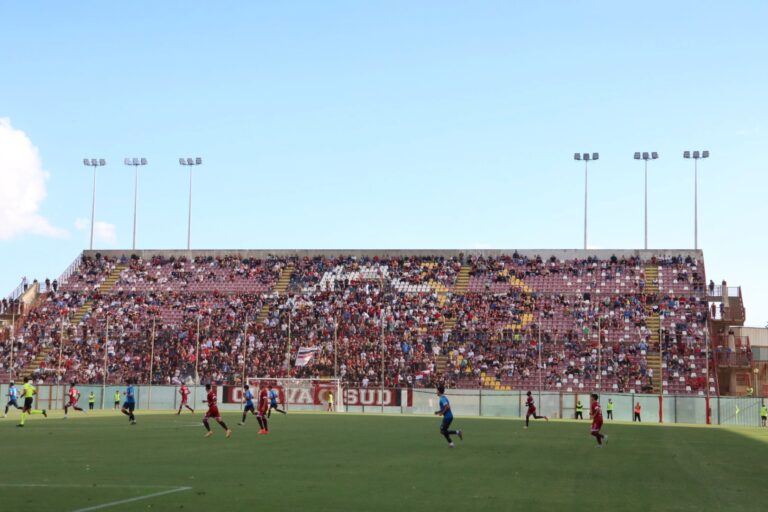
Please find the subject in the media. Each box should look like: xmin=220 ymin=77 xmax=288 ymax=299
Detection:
xmin=683 ymin=150 xmax=709 ymax=250
xmin=124 ymin=158 xmax=148 ymax=251
xmin=573 ymin=152 xmax=599 ymax=250
xmin=633 ymin=152 xmax=659 ymax=250
xmin=179 ymin=157 xmax=203 ymax=251
xmin=82 ymin=158 xmax=107 ymax=250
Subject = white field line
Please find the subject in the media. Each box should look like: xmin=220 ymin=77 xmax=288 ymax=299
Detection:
xmin=0 ymin=484 xmax=193 ymax=511
xmin=71 ymin=486 xmax=192 ymax=512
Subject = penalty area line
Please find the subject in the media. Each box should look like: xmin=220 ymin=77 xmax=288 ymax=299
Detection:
xmin=70 ymin=486 xmax=192 ymax=512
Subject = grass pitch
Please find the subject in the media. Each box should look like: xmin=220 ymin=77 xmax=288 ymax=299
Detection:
xmin=1 ymin=410 xmax=766 ymax=511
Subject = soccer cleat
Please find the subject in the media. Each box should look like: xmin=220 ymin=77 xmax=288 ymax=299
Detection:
xmin=603 ymin=435 xmax=609 ymax=445
xmin=16 ymin=424 xmax=24 ymax=427
xmin=238 ymin=422 xmax=244 ymax=426
xmin=448 ymin=442 xmax=455 ymax=448
xmin=595 ymin=445 xmax=603 ymax=448
xmin=524 ymin=426 xmax=528 ymax=429
xmin=258 ymin=429 xmax=267 ymax=435
xmin=205 ymin=431 xmax=214 ymax=437
xmin=226 ymin=430 xmax=232 ymax=438
xmin=42 ymin=410 xmax=47 ymax=418
xmin=63 ymin=416 xmax=68 ymax=420
xmin=131 ymin=420 xmax=137 ymax=425
xmin=545 ymin=417 xmax=549 ymax=422
xmin=457 ymin=430 xmax=463 ymax=441
xmin=263 ymin=430 xmax=269 ymax=435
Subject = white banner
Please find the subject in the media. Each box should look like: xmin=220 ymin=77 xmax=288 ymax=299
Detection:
xmin=295 ymin=346 xmax=319 ymax=367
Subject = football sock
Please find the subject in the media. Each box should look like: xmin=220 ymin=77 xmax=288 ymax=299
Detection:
xmin=203 ymin=419 xmax=211 ymax=432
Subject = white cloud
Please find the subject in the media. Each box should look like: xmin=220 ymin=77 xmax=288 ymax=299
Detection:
xmin=0 ymin=118 xmax=66 ymax=240
xmin=74 ymin=217 xmax=117 ymax=246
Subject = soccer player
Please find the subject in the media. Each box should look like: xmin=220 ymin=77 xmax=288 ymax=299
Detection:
xmin=256 ymin=384 xmax=270 ymax=434
xmin=524 ymin=391 xmax=548 ymax=428
xmin=761 ymin=402 xmax=767 ymax=427
xmin=63 ymin=383 xmax=85 ymax=418
xmin=88 ymin=391 xmax=96 ymax=411
xmin=633 ymin=402 xmax=642 ymax=422
xmin=606 ymin=399 xmax=614 ymax=420
xmin=238 ymin=385 xmax=257 ymax=425
xmin=434 ymin=385 xmax=462 ymax=448
xmin=267 ymin=385 xmax=286 ymax=417
xmin=120 ymin=381 xmax=137 ymax=425
xmin=590 ymin=393 xmax=607 ymax=447
xmin=177 ymin=383 xmax=194 ymax=415
xmin=17 ymin=377 xmax=47 ymax=427
xmin=202 ymin=384 xmax=231 ymax=438
xmin=4 ymin=382 xmax=21 ymax=417
xmin=113 ymin=390 xmax=121 ymax=409
xmin=327 ymin=391 xmax=334 ymax=412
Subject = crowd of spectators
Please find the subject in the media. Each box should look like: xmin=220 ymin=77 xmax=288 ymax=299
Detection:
xmin=0 ymin=252 xmax=715 ymax=394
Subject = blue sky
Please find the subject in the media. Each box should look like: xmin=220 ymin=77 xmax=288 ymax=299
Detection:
xmin=0 ymin=1 xmax=766 ymax=324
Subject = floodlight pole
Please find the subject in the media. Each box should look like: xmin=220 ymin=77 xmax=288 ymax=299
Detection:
xmin=574 ymin=153 xmax=597 ymax=250
xmin=187 ymin=166 xmax=193 ymax=251
xmin=644 ymin=159 xmax=648 ymax=250
xmin=124 ymin=158 xmax=147 ymax=251
xmin=694 ymin=157 xmax=698 ymax=250
xmin=83 ymin=159 xmax=106 ymax=250
xmin=583 ymin=159 xmax=588 ymax=251
xmin=179 ymin=158 xmax=202 ymax=251
xmin=684 ymin=151 xmax=709 ymax=250
xmin=90 ymin=166 xmax=97 ymax=250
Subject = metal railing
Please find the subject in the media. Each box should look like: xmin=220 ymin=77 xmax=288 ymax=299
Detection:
xmin=55 ymin=253 xmax=84 ymax=289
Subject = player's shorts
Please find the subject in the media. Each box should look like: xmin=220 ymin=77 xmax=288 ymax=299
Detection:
xmin=23 ymin=397 xmax=33 ymax=409
xmin=7 ymin=399 xmax=18 ymax=407
xmin=114 ymin=401 xmax=120 ymax=405
xmin=123 ymin=402 xmax=136 ymax=412
xmin=270 ymin=401 xmax=278 ymax=408
xmin=180 ymin=397 xmax=189 ymax=405
xmin=591 ymin=420 xmax=603 ymax=433
xmin=440 ymin=416 xmax=453 ymax=432
xmin=244 ymin=403 xmax=255 ymax=412
xmin=68 ymin=399 xmax=78 ymax=406
xmin=257 ymin=408 xmax=268 ymax=417
xmin=204 ymin=406 xmax=221 ymax=420
xmin=527 ymin=407 xmax=537 ymax=416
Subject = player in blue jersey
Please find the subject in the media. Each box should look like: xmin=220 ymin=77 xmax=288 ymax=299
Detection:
xmin=4 ymin=382 xmax=21 ymax=417
xmin=238 ymin=385 xmax=257 ymax=426
xmin=120 ymin=381 xmax=137 ymax=424
xmin=267 ymin=384 xmax=286 ymax=417
xmin=435 ymin=385 xmax=463 ymax=448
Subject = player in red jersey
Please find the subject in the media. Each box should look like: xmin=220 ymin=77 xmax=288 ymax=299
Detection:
xmin=590 ymin=393 xmax=607 ymax=447
xmin=256 ymin=385 xmax=269 ymax=434
xmin=63 ymin=383 xmax=85 ymax=418
xmin=524 ymin=391 xmax=548 ymax=428
xmin=202 ymin=384 xmax=231 ymax=438
xmin=177 ymin=384 xmax=194 ymax=415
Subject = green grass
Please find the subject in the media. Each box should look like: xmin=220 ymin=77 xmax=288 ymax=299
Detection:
xmin=1 ymin=410 xmax=767 ymax=512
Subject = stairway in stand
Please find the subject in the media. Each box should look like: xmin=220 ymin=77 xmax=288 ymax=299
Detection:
xmin=644 ymin=264 xmax=662 ymax=393
xmin=20 ymin=264 xmax=126 ymax=379
xmin=441 ymin=265 xmax=471 ymax=335
xmin=275 ymin=263 xmax=294 ymax=295
xmin=452 ymin=265 xmax=471 ymax=295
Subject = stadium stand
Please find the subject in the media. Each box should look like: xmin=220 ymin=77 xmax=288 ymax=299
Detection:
xmin=0 ymin=250 xmax=728 ymax=395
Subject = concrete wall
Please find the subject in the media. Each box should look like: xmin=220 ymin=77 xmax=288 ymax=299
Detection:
xmin=83 ymin=248 xmax=704 ymax=261
xmin=4 ymin=383 xmax=763 ymax=428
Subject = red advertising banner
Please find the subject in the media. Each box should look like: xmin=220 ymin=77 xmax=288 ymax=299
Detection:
xmin=222 ymin=383 xmax=412 ymax=407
